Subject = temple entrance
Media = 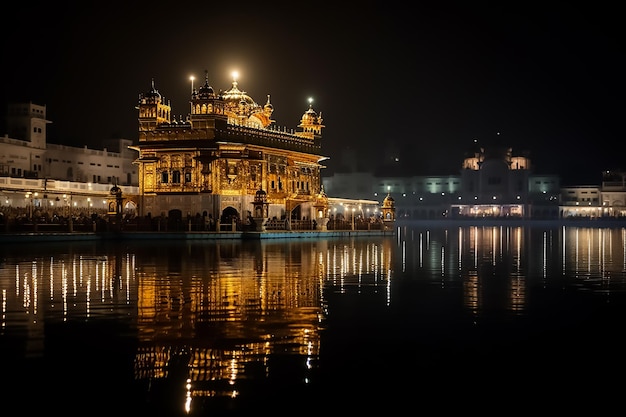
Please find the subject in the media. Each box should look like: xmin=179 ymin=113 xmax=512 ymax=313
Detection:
xmin=168 ymin=209 xmax=183 ymax=230
xmin=220 ymin=206 xmax=240 ymax=231
xmin=290 ymin=204 xmax=301 ymax=220
xmin=287 ymin=204 xmax=312 ymax=230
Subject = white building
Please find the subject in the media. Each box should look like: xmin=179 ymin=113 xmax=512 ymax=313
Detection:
xmin=322 ymin=145 xmax=623 ymax=220
xmin=0 ymin=102 xmax=138 ymax=217
xmin=1 ymin=102 xmax=137 ymax=186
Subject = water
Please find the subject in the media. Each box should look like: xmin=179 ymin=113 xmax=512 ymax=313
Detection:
xmin=2 ymin=222 xmax=626 ymax=414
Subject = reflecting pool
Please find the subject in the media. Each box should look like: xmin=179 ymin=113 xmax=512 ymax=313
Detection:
xmin=2 ymin=223 xmax=626 ymax=414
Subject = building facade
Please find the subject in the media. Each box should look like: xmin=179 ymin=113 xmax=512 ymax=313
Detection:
xmin=322 ymin=145 xmax=625 ymax=220
xmin=0 ymin=102 xmax=139 ymax=220
xmin=2 ymin=98 xmax=623 ymax=224
xmin=132 ymin=72 xmax=328 ymax=224
xmin=598 ymin=170 xmax=626 ymax=217
xmin=1 ymin=102 xmax=137 ymax=185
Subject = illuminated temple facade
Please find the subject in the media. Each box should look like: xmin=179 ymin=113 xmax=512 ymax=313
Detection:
xmin=132 ymin=72 xmax=327 ymax=224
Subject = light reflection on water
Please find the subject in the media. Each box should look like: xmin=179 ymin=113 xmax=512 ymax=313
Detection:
xmin=396 ymin=224 xmax=626 ymax=309
xmin=2 ymin=224 xmax=626 ymax=413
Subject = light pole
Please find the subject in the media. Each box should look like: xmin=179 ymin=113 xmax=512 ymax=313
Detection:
xmin=190 ymin=75 xmax=195 ymax=114
xmin=351 ymin=207 xmax=355 ymax=230
xmin=25 ymin=192 xmax=32 ymax=220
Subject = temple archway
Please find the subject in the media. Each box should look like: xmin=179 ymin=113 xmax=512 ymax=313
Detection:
xmin=220 ymin=206 xmax=239 ymax=223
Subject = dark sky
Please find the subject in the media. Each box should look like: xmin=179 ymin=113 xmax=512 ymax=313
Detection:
xmin=1 ymin=2 xmax=623 ymax=184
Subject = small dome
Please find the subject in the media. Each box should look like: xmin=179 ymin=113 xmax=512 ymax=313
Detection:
xmin=197 ymin=70 xmax=217 ymax=99
xmin=254 ymin=187 xmax=268 ymax=203
xmin=315 ymin=185 xmax=329 ymax=205
xmin=382 ymin=193 xmax=395 ymax=208
xmin=299 ymin=99 xmax=323 ymax=129
xmin=141 ymin=79 xmax=161 ymax=102
xmin=302 ymin=106 xmax=317 ymax=121
xmin=110 ymin=185 xmax=121 ymax=196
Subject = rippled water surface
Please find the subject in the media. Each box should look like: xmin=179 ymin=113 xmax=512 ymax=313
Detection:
xmin=2 ymin=223 xmax=626 ymax=414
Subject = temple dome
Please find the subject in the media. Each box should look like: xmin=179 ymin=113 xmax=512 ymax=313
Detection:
xmin=221 ymin=75 xmax=273 ymax=128
xmin=140 ymin=79 xmax=161 ymax=102
xmin=222 ymin=79 xmax=258 ymax=108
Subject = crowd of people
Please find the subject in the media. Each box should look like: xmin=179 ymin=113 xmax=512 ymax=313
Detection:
xmin=0 ymin=206 xmax=387 ymax=234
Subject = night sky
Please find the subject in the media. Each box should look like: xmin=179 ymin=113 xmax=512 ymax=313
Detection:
xmin=1 ymin=3 xmax=623 ymax=184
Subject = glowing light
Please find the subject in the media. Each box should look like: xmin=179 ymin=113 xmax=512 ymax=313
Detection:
xmin=232 ymin=71 xmax=239 ymax=82
xmin=185 ymin=378 xmax=192 ymax=413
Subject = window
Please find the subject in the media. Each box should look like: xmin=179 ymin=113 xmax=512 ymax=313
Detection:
xmin=161 ymin=171 xmax=169 ymax=183
xmin=172 ymin=170 xmax=181 ymax=184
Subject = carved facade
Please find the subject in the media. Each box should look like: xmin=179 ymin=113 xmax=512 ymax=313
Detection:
xmin=132 ymin=72 xmax=326 ymax=224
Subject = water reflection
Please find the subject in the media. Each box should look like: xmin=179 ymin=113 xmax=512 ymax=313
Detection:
xmin=395 ymin=224 xmax=626 ymax=311
xmin=0 ymin=237 xmax=394 ymax=412
xmin=2 ymin=224 xmax=626 ymax=413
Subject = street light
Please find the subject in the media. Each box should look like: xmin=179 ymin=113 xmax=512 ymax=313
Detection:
xmin=352 ymin=207 xmax=355 ymax=230
xmin=25 ymin=192 xmax=32 ymax=219
xmin=190 ymin=75 xmax=195 ymax=114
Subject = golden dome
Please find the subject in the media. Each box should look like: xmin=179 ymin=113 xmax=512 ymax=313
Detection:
xmin=221 ymin=74 xmax=273 ymax=128
xmin=382 ymin=193 xmax=395 ymax=208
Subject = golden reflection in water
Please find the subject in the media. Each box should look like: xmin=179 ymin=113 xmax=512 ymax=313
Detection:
xmin=3 ymin=227 xmax=626 ymax=409
xmin=130 ymin=239 xmax=394 ymax=405
xmin=0 ymin=239 xmax=393 ymax=408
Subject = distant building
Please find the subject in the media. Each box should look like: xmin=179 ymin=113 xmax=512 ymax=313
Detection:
xmin=323 ymin=145 xmax=626 ymax=220
xmin=0 ymin=102 xmax=138 ymax=217
xmin=559 ymin=170 xmax=626 ymax=219
xmin=598 ymin=170 xmax=626 ymax=217
xmin=0 ymin=102 xmax=137 ymax=185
